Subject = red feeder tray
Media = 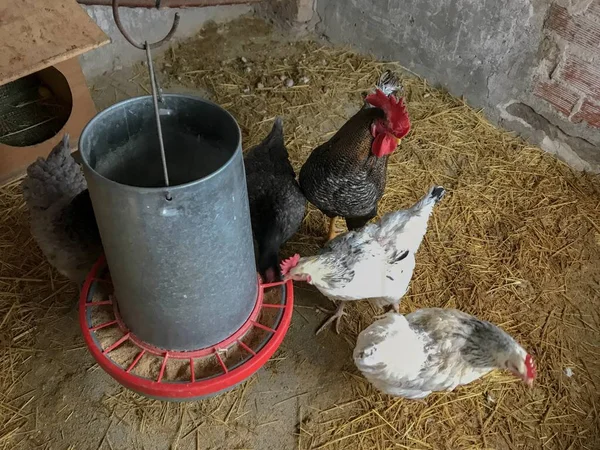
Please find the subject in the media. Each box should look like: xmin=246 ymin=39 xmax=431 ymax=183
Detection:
xmin=79 ymin=256 xmax=294 ymax=401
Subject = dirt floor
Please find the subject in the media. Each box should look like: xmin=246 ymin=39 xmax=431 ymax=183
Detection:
xmin=1 ymin=15 xmax=600 ymax=450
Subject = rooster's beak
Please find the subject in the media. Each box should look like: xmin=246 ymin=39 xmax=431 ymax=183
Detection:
xmin=396 ymin=138 xmax=402 ymax=146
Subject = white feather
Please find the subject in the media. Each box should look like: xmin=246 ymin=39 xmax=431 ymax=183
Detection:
xmin=289 ymin=187 xmax=444 ymax=309
xmin=354 ymin=313 xmax=427 ymax=387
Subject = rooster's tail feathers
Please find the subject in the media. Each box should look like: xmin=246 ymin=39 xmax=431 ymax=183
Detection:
xmin=376 ymin=70 xmax=402 ymax=97
xmin=21 ymin=133 xmax=86 ymax=210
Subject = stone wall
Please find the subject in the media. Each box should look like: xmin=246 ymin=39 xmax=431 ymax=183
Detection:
xmin=315 ymin=0 xmax=600 ymax=172
xmin=79 ymin=4 xmax=253 ymax=79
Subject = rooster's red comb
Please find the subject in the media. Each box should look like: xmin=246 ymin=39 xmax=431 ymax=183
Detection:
xmin=365 ymin=89 xmax=411 ymax=139
xmin=280 ymin=254 xmax=300 ymax=276
xmin=525 ymin=354 xmax=537 ymax=380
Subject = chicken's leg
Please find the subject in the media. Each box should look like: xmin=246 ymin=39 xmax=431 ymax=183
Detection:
xmin=327 ymin=216 xmax=338 ymax=242
xmin=316 ymin=302 xmax=346 ymax=335
xmin=373 ymin=302 xmax=400 ymax=320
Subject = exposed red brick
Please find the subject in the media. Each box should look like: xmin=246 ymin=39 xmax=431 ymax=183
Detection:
xmin=545 ymin=4 xmax=600 ymax=51
xmin=533 ymin=80 xmax=580 ymax=116
xmin=562 ymin=54 xmax=600 ymax=101
xmin=572 ymin=99 xmax=600 ymax=128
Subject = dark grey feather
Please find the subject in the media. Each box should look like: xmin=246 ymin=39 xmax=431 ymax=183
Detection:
xmin=21 ymin=135 xmax=102 ymax=284
xmin=244 ymin=118 xmax=307 ymax=280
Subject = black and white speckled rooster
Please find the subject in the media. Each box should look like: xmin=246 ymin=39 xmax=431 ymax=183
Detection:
xmin=299 ymin=70 xmax=411 ymax=242
xmin=245 ymin=117 xmax=306 ymax=282
xmin=354 ymin=309 xmax=536 ymax=399
xmin=281 ymin=186 xmax=445 ymax=334
xmin=21 ymin=134 xmax=101 ymax=286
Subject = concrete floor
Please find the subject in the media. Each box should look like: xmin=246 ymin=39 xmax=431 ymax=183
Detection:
xmin=15 ymin=287 xmax=354 ymax=449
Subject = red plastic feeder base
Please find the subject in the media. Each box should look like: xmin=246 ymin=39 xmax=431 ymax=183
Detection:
xmin=79 ymin=256 xmax=294 ymax=401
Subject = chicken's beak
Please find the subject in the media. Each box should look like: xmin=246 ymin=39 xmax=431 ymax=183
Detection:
xmin=396 ymin=138 xmax=402 ymax=146
xmin=525 ymin=377 xmax=534 ymax=388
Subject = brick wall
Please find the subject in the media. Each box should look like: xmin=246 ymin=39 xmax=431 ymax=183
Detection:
xmin=533 ymin=2 xmax=600 ymax=129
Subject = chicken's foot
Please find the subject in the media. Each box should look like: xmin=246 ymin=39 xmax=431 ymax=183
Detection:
xmin=316 ymin=302 xmax=346 ymax=335
xmin=315 ymin=305 xmax=334 ymax=314
xmin=326 ymin=216 xmax=338 ymax=242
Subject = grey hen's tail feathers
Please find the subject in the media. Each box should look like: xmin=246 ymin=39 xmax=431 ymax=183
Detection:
xmin=264 ymin=116 xmax=284 ymax=146
xmin=246 ymin=117 xmax=286 ymax=158
xmin=245 ymin=117 xmax=295 ymax=176
xmin=261 ymin=117 xmax=288 ymax=161
xmin=21 ymin=134 xmax=87 ymax=210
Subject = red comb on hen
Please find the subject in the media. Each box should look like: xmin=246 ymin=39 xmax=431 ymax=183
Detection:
xmin=280 ymin=254 xmax=300 ymax=276
xmin=365 ymin=89 xmax=411 ymax=139
xmin=525 ymin=354 xmax=537 ymax=380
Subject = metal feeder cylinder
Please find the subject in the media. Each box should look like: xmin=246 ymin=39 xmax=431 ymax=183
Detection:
xmin=79 ymin=95 xmax=257 ymax=351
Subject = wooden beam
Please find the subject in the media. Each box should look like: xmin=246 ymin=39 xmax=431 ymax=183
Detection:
xmin=0 ymin=0 xmax=109 ymax=86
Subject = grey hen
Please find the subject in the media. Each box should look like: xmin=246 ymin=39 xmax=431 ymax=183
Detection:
xmin=21 ymin=134 xmax=102 ymax=286
xmin=244 ymin=117 xmax=306 ymax=282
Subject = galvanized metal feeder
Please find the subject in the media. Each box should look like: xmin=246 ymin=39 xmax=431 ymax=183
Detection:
xmin=77 ymin=1 xmax=293 ymax=401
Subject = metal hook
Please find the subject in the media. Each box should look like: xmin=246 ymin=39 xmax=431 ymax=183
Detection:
xmin=112 ymin=0 xmax=180 ymax=50
xmin=110 ymin=0 xmax=175 ymax=191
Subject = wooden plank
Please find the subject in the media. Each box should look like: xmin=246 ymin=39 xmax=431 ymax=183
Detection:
xmin=0 ymin=0 xmax=110 ymax=86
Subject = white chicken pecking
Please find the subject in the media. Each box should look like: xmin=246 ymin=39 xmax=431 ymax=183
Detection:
xmin=281 ymin=186 xmax=445 ymax=334
xmin=353 ymin=309 xmax=536 ymax=399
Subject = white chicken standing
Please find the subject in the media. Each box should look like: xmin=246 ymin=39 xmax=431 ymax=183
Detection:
xmin=353 ymin=309 xmax=536 ymax=399
xmin=281 ymin=186 xmax=445 ymax=334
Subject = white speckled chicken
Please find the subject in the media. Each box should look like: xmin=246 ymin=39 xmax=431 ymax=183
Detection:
xmin=21 ymin=134 xmax=101 ymax=286
xmin=281 ymin=186 xmax=445 ymax=334
xmin=353 ymin=309 xmax=536 ymax=399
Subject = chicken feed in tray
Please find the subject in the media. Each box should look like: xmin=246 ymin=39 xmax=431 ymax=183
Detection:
xmin=89 ymin=281 xmax=283 ymax=384
xmin=0 ymin=17 xmax=599 ymax=450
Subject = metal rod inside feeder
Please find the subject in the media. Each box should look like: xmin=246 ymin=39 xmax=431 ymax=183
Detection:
xmin=145 ymin=42 xmax=171 ymax=190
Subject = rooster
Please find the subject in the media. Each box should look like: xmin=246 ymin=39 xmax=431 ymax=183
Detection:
xmin=245 ymin=117 xmax=306 ymax=282
xmin=21 ymin=134 xmax=101 ymax=286
xmin=281 ymin=186 xmax=445 ymax=334
xmin=299 ymin=70 xmax=411 ymax=242
xmin=353 ymin=309 xmax=536 ymax=399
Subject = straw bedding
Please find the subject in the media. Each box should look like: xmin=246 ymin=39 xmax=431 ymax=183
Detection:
xmin=1 ymin=16 xmax=599 ymax=449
